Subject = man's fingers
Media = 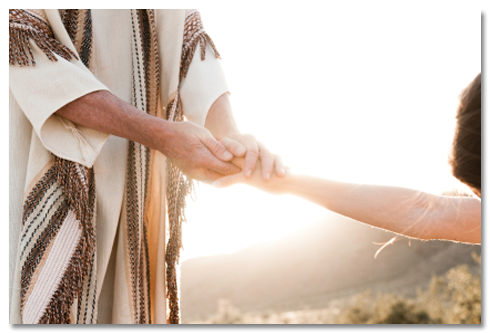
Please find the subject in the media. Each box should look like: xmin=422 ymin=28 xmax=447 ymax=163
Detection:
xmin=220 ymin=137 xmax=247 ymax=157
xmin=205 ymin=153 xmax=242 ymax=176
xmin=259 ymin=144 xmax=274 ymax=181
xmin=274 ymin=155 xmax=286 ymax=177
xmin=213 ymin=173 xmax=246 ymax=188
xmin=203 ymin=133 xmax=234 ymax=161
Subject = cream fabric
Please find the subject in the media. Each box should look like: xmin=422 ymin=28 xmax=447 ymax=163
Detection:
xmin=9 ymin=9 xmax=229 ymax=324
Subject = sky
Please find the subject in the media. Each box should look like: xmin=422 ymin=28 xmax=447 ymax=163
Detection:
xmin=179 ymin=1 xmax=481 ymax=262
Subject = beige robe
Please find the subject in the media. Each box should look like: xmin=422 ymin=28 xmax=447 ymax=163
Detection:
xmin=9 ymin=9 xmax=229 ymax=324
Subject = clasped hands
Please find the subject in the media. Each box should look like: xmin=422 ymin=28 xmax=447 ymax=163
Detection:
xmin=161 ymin=120 xmax=286 ymax=185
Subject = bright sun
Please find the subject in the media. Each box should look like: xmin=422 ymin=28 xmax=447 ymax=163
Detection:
xmin=180 ymin=1 xmax=481 ymax=262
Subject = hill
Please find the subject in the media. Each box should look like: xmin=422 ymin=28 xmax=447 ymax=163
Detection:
xmin=180 ymin=212 xmax=480 ymax=322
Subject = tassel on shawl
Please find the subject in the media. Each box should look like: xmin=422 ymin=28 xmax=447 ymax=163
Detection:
xmin=164 ymin=9 xmax=220 ymax=324
xmin=9 ymin=9 xmax=78 ymax=66
xmin=180 ymin=9 xmax=221 ymax=80
xmin=164 ymin=93 xmax=195 ymax=324
xmin=39 ymin=157 xmax=97 ymax=324
xmin=20 ymin=157 xmax=97 ymax=324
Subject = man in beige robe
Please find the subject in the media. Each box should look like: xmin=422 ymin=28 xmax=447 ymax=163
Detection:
xmin=9 ymin=9 xmax=284 ymax=324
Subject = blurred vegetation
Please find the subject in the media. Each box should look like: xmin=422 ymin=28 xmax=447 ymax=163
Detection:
xmin=189 ymin=253 xmax=481 ymax=324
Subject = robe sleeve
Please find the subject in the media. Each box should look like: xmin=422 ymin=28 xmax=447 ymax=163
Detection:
xmin=179 ymin=22 xmax=230 ymax=127
xmin=9 ymin=10 xmax=110 ymax=168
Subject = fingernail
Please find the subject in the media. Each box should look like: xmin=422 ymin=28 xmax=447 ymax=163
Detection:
xmin=280 ymin=168 xmax=286 ymax=176
xmin=223 ymin=151 xmax=233 ymax=159
xmin=246 ymin=170 xmax=252 ymax=178
xmin=266 ymin=173 xmax=270 ymax=180
xmin=236 ymin=147 xmax=246 ymax=155
xmin=213 ymin=180 xmax=221 ymax=188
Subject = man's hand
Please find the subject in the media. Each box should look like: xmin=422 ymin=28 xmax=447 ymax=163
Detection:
xmin=159 ymin=121 xmax=242 ymax=183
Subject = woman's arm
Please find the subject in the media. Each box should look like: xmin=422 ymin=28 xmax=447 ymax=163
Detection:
xmin=214 ymin=159 xmax=481 ymax=244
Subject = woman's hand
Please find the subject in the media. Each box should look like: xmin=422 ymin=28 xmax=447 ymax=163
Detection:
xmin=219 ymin=133 xmax=286 ymax=181
xmin=204 ymin=93 xmax=286 ymax=181
xmin=213 ymin=157 xmax=290 ymax=194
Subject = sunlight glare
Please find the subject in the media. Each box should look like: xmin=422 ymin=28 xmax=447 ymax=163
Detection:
xmin=180 ymin=1 xmax=480 ymax=262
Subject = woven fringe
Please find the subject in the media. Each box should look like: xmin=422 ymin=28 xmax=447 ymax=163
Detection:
xmin=42 ymin=157 xmax=96 ymax=324
xmin=180 ymin=10 xmax=221 ymax=79
xmin=20 ymin=156 xmax=96 ymax=324
xmin=120 ymin=9 xmax=160 ymax=324
xmin=164 ymin=95 xmax=195 ymax=324
xmin=9 ymin=9 xmax=78 ymax=66
xmin=60 ymin=10 xmax=93 ymax=69
xmin=163 ymin=10 xmax=219 ymax=323
xmin=35 ymin=11 xmax=97 ymax=323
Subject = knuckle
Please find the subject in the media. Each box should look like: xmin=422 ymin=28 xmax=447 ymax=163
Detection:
xmin=212 ymin=141 xmax=224 ymax=153
xmin=220 ymin=137 xmax=231 ymax=145
xmin=260 ymin=149 xmax=273 ymax=159
xmin=245 ymin=133 xmax=256 ymax=141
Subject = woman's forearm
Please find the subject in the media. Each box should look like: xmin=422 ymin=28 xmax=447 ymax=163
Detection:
xmin=279 ymin=173 xmax=481 ymax=243
xmin=204 ymin=92 xmax=240 ymax=140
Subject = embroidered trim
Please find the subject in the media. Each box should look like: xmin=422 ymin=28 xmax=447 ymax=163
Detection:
xmin=60 ymin=10 xmax=93 ymax=68
xmin=9 ymin=9 xmax=78 ymax=66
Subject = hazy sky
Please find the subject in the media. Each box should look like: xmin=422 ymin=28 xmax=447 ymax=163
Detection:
xmin=178 ymin=1 xmax=481 ymax=262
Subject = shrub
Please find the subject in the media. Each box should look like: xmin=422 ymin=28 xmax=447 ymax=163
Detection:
xmin=336 ymin=253 xmax=481 ymax=324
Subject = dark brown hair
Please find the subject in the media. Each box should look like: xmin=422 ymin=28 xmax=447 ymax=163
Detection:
xmin=449 ymin=73 xmax=481 ymax=197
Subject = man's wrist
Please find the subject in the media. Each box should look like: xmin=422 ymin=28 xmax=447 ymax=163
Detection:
xmin=152 ymin=118 xmax=176 ymax=155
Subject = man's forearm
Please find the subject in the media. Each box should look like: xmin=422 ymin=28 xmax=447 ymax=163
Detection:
xmin=56 ymin=90 xmax=169 ymax=151
xmin=55 ymin=90 xmax=242 ymax=182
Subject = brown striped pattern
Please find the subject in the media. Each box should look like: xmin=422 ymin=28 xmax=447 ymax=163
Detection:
xmin=120 ymin=9 xmax=162 ymax=324
xmin=180 ymin=9 xmax=221 ymax=79
xmin=164 ymin=9 xmax=221 ymax=324
xmin=20 ymin=157 xmax=97 ymax=324
xmin=17 ymin=10 xmax=97 ymax=324
xmin=163 ymin=93 xmax=195 ymax=324
xmin=9 ymin=9 xmax=78 ymax=66
xmin=60 ymin=10 xmax=93 ymax=68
